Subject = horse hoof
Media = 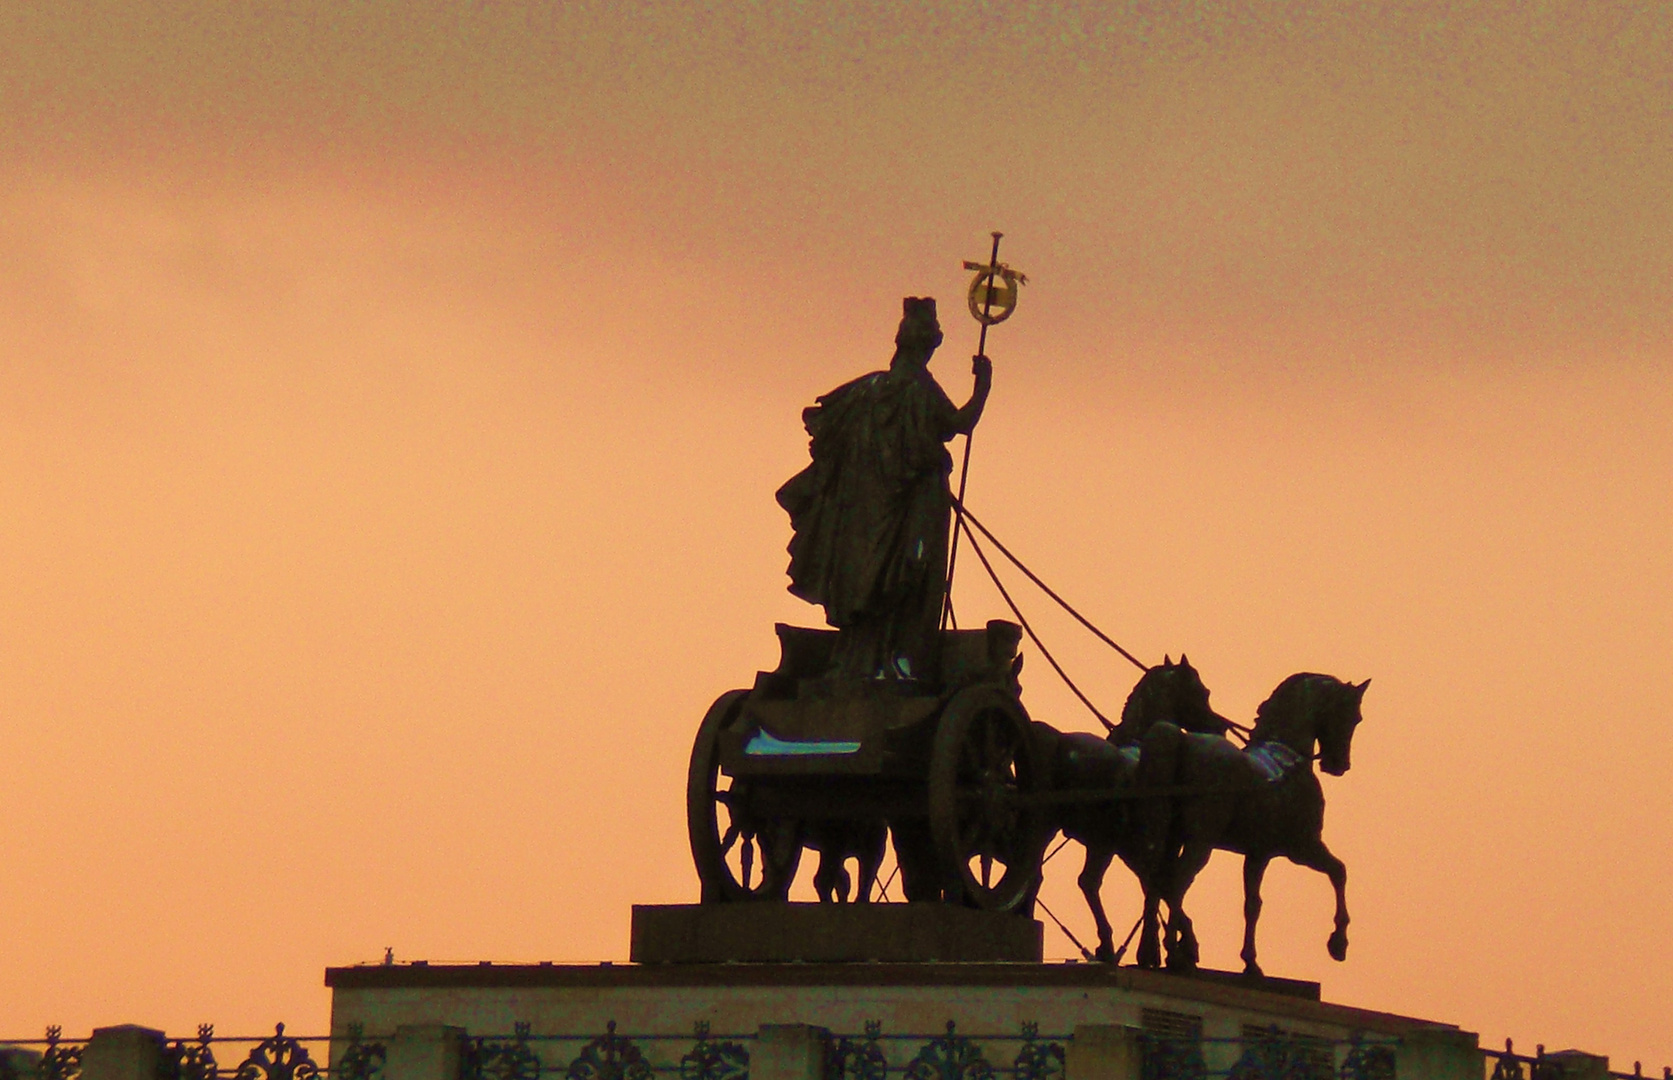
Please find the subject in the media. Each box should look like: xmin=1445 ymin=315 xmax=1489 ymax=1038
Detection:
xmin=1243 ymin=961 xmax=1264 ymax=978
xmin=1094 ymin=945 xmax=1116 ymax=964
xmin=1328 ymin=931 xmax=1349 ymax=961
xmin=1136 ymin=944 xmax=1161 ymax=969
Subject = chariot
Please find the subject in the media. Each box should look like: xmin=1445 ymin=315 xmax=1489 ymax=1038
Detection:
xmin=687 ymin=619 xmax=1051 ymax=912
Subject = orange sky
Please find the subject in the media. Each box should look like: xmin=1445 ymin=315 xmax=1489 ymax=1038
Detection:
xmin=2 ymin=1 xmax=1670 ymax=1068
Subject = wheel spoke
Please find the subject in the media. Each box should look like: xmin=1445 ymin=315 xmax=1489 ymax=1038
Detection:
xmin=718 ymin=822 xmax=741 ymax=855
xmin=741 ymin=835 xmax=755 ymax=889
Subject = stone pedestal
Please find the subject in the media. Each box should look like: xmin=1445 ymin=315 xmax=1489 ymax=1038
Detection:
xmin=630 ymin=903 xmax=1043 ymax=963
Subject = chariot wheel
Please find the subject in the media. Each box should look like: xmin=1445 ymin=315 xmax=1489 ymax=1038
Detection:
xmin=688 ymin=690 xmax=803 ymax=902
xmin=927 ymin=685 xmax=1047 ymax=911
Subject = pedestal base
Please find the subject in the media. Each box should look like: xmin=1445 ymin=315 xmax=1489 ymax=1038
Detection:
xmin=629 ymin=902 xmax=1044 ymax=963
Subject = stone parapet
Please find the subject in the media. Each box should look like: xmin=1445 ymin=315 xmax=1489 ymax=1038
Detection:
xmin=1066 ymin=1025 xmax=1142 ymax=1080
xmin=1391 ymin=1026 xmax=1481 ymax=1080
xmin=384 ymin=1024 xmax=464 ymax=1080
xmin=752 ymin=1025 xmax=831 ymax=1080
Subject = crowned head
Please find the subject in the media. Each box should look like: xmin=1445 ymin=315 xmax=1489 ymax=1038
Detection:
xmin=894 ymin=297 xmax=944 ymax=360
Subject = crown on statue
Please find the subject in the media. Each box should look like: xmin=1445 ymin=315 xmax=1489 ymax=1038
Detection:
xmin=902 ymin=296 xmax=938 ymax=321
xmin=896 ymin=296 xmax=942 ymax=348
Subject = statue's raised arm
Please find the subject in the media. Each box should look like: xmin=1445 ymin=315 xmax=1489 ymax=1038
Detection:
xmin=775 ymin=297 xmax=988 ymax=688
xmin=951 ymin=352 xmax=992 ymax=436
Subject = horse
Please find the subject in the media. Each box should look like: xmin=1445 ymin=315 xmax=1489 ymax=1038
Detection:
xmin=1137 ymin=673 xmax=1369 ymax=975
xmin=802 ymin=818 xmax=888 ymax=902
xmin=1030 ymin=655 xmax=1235 ymax=964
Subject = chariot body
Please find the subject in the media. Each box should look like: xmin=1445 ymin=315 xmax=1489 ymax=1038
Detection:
xmin=688 ymin=619 xmax=1050 ymax=912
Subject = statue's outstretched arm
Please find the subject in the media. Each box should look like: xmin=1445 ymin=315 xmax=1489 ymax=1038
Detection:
xmin=950 ymin=353 xmax=994 ymax=436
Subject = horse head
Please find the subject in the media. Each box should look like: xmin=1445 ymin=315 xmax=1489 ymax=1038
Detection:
xmin=1253 ymin=674 xmax=1369 ymax=775
xmin=1317 ymin=678 xmax=1370 ymax=776
xmin=1112 ymin=654 xmax=1233 ymax=744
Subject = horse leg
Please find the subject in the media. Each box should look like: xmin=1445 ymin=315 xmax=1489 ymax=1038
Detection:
xmin=1117 ymin=849 xmax=1164 ymax=969
xmin=813 ymin=846 xmax=841 ymax=903
xmin=1161 ymin=840 xmax=1214 ymax=972
xmin=1290 ymin=838 xmax=1350 ymax=961
xmin=1077 ymin=845 xmax=1118 ymax=962
xmin=854 ymin=822 xmax=886 ymax=904
xmin=1240 ymin=854 xmax=1271 ymax=977
xmin=890 ymin=820 xmax=943 ymax=902
xmin=1137 ymin=884 xmax=1164 ymax=969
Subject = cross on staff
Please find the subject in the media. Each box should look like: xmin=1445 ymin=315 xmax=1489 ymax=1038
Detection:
xmin=942 ymin=232 xmax=1027 ymax=630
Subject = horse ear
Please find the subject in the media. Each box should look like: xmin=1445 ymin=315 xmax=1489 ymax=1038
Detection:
xmin=1355 ymin=679 xmax=1371 ymax=698
xmin=1179 ymin=652 xmax=1190 ymax=667
xmin=1163 ymin=654 xmax=1172 ymax=666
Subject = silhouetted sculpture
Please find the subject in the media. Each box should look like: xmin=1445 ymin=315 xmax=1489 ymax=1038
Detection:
xmin=777 ymin=297 xmax=991 ymax=687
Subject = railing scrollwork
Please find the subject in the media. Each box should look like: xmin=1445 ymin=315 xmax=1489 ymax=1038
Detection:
xmin=41 ymin=1026 xmax=85 ymax=1080
xmin=829 ymin=1021 xmax=886 ymax=1080
xmin=904 ymin=1022 xmax=993 ymax=1080
xmin=334 ymin=1023 xmax=386 ymax=1080
xmin=1139 ymin=1031 xmax=1206 ymax=1080
xmin=1227 ymin=1026 xmax=1331 ymax=1080
xmin=161 ymin=1024 xmax=219 ymax=1080
xmin=565 ymin=1021 xmax=652 ymax=1080
xmin=1012 ymin=1022 xmax=1065 ymax=1080
xmin=463 ymin=1022 xmax=540 ymax=1080
xmin=1339 ymin=1033 xmax=1395 ymax=1080
xmin=678 ymin=1022 xmax=748 ymax=1080
xmin=232 ymin=1024 xmax=320 ymax=1080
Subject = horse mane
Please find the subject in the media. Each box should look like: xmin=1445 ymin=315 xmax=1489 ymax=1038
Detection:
xmin=1249 ymin=672 xmax=1335 ymax=744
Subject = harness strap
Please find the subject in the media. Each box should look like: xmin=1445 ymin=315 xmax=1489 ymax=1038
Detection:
xmin=1246 ymin=742 xmax=1304 ymax=783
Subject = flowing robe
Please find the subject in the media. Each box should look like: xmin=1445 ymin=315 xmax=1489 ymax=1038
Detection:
xmin=776 ymin=364 xmax=964 ymax=683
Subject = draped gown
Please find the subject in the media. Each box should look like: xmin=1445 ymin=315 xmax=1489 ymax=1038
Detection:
xmin=776 ymin=362 xmax=965 ymax=686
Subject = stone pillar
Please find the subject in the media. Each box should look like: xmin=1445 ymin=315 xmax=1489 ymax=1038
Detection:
xmin=0 ymin=1049 xmax=42 ymax=1079
xmin=1395 ymin=1029 xmax=1481 ymax=1080
xmin=754 ymin=1024 xmax=830 ymax=1080
xmin=1545 ymin=1051 xmax=1610 ymax=1080
xmin=1067 ymin=1025 xmax=1142 ymax=1080
xmin=80 ymin=1026 xmax=165 ymax=1080
xmin=384 ymin=1024 xmax=465 ymax=1080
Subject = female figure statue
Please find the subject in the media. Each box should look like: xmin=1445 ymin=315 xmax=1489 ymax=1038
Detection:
xmin=777 ymin=297 xmax=991 ymax=688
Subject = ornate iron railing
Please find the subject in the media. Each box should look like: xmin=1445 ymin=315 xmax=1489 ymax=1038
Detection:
xmin=1129 ymin=1027 xmax=1396 ymax=1080
xmin=0 ymin=1025 xmax=345 ymax=1080
xmin=827 ymin=1021 xmax=1065 ymax=1080
xmin=1482 ymin=1039 xmax=1673 ymax=1080
xmin=5 ymin=1022 xmax=1668 ymax=1080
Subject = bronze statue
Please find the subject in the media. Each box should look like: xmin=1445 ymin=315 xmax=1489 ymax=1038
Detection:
xmin=1136 ymin=673 xmax=1369 ymax=974
xmin=685 ymin=259 xmax=1376 ymax=982
xmin=776 ymin=297 xmax=992 ymax=687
